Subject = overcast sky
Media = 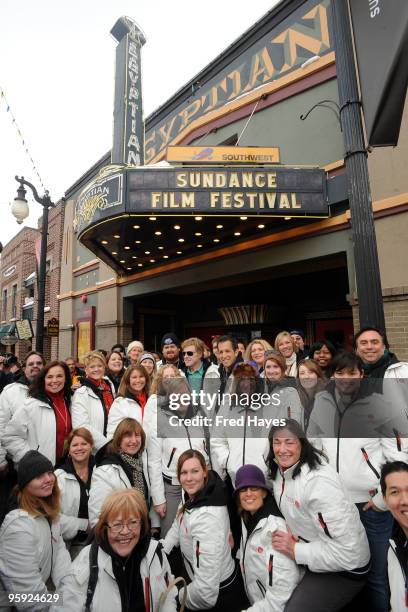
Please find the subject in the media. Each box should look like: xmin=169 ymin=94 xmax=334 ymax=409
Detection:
xmin=0 ymin=0 xmax=280 ymax=246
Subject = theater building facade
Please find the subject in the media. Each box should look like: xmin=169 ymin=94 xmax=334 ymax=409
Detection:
xmin=58 ymin=0 xmax=408 ymax=361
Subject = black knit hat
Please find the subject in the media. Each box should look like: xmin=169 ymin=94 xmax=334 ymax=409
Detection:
xmin=17 ymin=450 xmax=54 ymax=490
xmin=161 ymin=332 xmax=181 ymax=348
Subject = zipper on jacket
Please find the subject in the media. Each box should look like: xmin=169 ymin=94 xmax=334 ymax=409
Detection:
xmin=242 ymin=525 xmax=262 ymax=596
xmin=393 ymin=429 xmax=402 ymax=451
xmin=268 ymin=554 xmax=273 ymax=586
xmin=196 ymin=541 xmax=200 ymax=568
xmin=278 ymin=473 xmax=285 ymax=508
xmin=167 ymin=447 xmax=177 ymax=468
xmin=184 ymin=425 xmax=193 ymax=450
xmin=256 ymin=579 xmax=266 ymax=597
xmin=144 ymin=576 xmax=150 ymax=612
xmin=318 ymin=512 xmax=332 ymax=539
xmin=361 ymin=448 xmax=380 ymax=479
xmin=287 ymin=406 xmax=291 ymax=419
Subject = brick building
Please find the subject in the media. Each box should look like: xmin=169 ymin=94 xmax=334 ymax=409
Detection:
xmin=0 ymin=200 xmax=65 ymax=362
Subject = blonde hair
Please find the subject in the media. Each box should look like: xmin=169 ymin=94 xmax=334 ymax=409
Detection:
xmin=18 ymin=478 xmax=61 ymax=522
xmin=95 ymin=489 xmax=149 ymax=542
xmin=274 ymin=331 xmax=295 ymax=353
xmin=181 ymin=337 xmax=205 ymax=355
xmin=83 ymin=351 xmax=106 ymax=369
xmin=150 ymin=363 xmax=180 ymax=394
xmin=117 ymin=364 xmax=150 ymax=398
xmin=109 ymin=417 xmax=146 ymax=454
xmin=244 ymin=338 xmax=273 ymax=361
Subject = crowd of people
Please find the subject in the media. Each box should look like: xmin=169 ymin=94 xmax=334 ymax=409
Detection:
xmin=0 ymin=326 xmax=407 ymax=611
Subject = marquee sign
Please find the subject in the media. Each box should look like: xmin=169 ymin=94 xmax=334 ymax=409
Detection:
xmin=127 ymin=166 xmax=327 ymax=216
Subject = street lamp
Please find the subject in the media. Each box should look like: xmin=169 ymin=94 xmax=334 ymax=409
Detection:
xmin=11 ymin=176 xmax=55 ymax=354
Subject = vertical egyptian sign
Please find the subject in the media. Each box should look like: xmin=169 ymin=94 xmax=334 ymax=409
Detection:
xmin=111 ymin=16 xmax=146 ymax=165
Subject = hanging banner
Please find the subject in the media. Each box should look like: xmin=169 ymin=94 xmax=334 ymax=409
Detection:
xmin=349 ymin=0 xmax=408 ymax=146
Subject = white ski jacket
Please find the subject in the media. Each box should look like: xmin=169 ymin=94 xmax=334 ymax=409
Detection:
xmin=59 ymin=539 xmax=177 ymax=611
xmin=271 ymin=460 xmax=370 ymax=573
xmin=239 ymin=510 xmax=301 ymax=611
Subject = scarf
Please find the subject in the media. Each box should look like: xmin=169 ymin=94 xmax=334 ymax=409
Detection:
xmin=87 ymin=377 xmax=114 ymax=413
xmin=285 ymin=352 xmax=298 ymax=377
xmin=119 ymin=451 xmax=147 ymax=500
xmin=47 ymin=390 xmax=72 ymax=461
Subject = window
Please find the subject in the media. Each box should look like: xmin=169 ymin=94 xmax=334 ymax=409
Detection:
xmin=2 ymin=289 xmax=7 ymax=321
xmin=11 ymin=284 xmax=17 ymax=319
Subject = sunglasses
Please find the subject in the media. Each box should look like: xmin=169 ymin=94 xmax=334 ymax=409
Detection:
xmin=182 ymin=351 xmax=195 ymax=357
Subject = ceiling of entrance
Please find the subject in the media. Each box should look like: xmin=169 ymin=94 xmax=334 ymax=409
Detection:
xmin=81 ymin=214 xmax=323 ymax=276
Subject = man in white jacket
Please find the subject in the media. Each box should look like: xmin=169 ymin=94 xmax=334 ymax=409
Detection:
xmin=381 ymin=461 xmax=408 ymax=612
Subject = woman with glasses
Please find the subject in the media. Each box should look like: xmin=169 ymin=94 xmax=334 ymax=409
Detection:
xmin=163 ymin=449 xmax=247 ymax=611
xmin=88 ymin=418 xmax=151 ymax=529
xmin=61 ymin=489 xmax=177 ymax=611
xmin=107 ymin=365 xmax=150 ymax=440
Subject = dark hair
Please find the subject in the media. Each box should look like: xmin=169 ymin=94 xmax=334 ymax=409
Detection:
xmin=353 ymin=326 xmax=389 ymax=350
xmin=111 ymin=343 xmax=126 ymax=354
xmin=267 ymin=419 xmax=325 ymax=480
xmin=308 ymin=339 xmax=337 ymax=360
xmin=106 ymin=350 xmax=125 ymax=369
xmin=380 ymin=461 xmax=408 ymax=495
xmin=28 ymin=361 xmax=72 ymax=403
xmin=23 ymin=351 xmax=45 ymax=368
xmin=98 ymin=349 xmax=108 ymax=358
xmin=329 ymin=351 xmax=364 ymax=375
xmin=217 ymin=335 xmax=238 ymax=351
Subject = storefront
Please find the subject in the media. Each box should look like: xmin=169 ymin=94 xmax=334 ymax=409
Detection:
xmin=58 ymin=0 xmax=408 ymax=360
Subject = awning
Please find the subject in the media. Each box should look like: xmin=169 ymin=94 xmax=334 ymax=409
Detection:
xmin=24 ymin=272 xmax=36 ymax=287
xmin=0 ymin=323 xmax=16 ymax=338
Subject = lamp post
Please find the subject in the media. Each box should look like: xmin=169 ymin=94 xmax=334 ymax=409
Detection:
xmin=11 ymin=176 xmax=54 ymax=354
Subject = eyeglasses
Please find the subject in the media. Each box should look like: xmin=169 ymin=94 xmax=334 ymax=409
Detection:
xmin=107 ymin=519 xmax=142 ymax=533
xmin=182 ymin=351 xmax=195 ymax=357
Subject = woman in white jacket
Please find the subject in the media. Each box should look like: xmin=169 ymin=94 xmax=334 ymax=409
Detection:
xmin=0 ymin=450 xmax=72 ymax=611
xmin=144 ymin=371 xmax=209 ymax=535
xmin=71 ymin=351 xmax=115 ymax=452
xmin=234 ymin=464 xmax=300 ymax=611
xmin=3 ymin=361 xmax=73 ymax=467
xmin=60 ymin=489 xmax=177 ymax=612
xmin=267 ymin=419 xmax=371 ymax=612
xmin=107 ymin=364 xmax=150 ymax=439
xmin=88 ymin=418 xmax=153 ymax=528
xmin=163 ymin=449 xmax=247 ymax=611
xmin=55 ymin=427 xmax=95 ymax=558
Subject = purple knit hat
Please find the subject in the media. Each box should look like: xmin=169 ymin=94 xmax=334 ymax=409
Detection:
xmin=234 ymin=464 xmax=270 ymax=493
